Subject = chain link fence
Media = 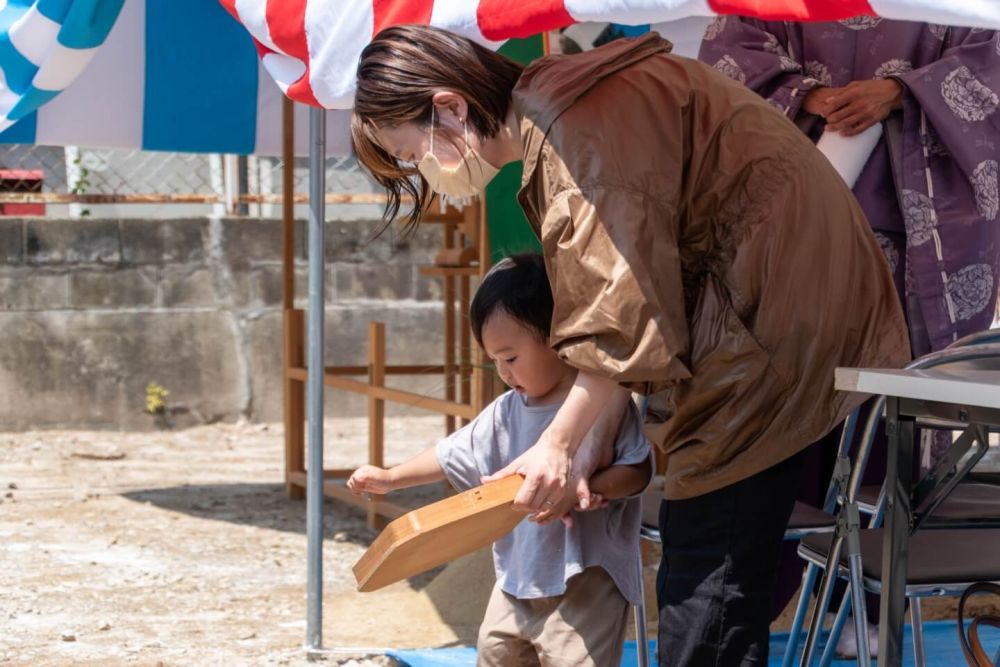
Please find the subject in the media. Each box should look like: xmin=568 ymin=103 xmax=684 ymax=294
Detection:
xmin=0 ymin=144 xmax=386 ymax=220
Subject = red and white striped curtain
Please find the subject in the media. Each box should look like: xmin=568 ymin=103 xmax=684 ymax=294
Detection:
xmin=219 ymin=0 xmax=1000 ymax=109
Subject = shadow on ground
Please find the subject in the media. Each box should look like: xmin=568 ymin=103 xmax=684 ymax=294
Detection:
xmin=121 ymin=481 xmax=446 ymax=550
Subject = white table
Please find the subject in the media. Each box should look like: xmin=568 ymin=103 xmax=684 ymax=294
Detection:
xmin=835 ymin=367 xmax=1000 ymax=667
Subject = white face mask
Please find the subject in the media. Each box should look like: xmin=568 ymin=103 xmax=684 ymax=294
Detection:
xmin=417 ymin=108 xmax=500 ymax=199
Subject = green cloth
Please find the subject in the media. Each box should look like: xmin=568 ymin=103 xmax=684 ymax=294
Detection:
xmin=484 ymin=38 xmax=544 ymax=263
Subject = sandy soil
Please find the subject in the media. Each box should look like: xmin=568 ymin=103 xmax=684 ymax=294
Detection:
xmin=1 ymin=419 xmax=996 ymax=666
xmin=0 ymin=419 xmax=455 ymax=666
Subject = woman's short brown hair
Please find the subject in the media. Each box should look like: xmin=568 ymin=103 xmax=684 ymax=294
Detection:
xmin=351 ymin=24 xmax=524 ymax=234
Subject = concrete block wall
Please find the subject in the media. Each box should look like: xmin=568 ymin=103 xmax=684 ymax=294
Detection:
xmin=0 ymin=217 xmax=452 ymax=431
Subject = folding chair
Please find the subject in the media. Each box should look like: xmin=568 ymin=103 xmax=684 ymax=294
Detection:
xmin=788 ymin=343 xmax=1000 ymax=667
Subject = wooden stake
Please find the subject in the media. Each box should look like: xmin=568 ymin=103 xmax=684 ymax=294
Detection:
xmin=459 ymin=275 xmax=471 ymax=427
xmin=282 ymin=96 xmax=295 ymax=311
xmin=443 ymin=222 xmax=456 ymax=435
xmin=473 ymin=200 xmax=493 ymax=412
xmin=368 ymin=322 xmax=387 ymax=529
xmin=284 ymin=309 xmax=306 ymax=500
xmin=281 ymin=97 xmax=306 ymax=500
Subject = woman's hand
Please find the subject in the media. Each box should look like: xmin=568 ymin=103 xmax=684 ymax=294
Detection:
xmin=520 ymin=450 xmax=605 ymax=525
xmin=483 ymin=372 xmax=627 ymax=515
xmin=529 ymin=489 xmax=609 ymax=527
xmin=823 ymin=79 xmax=903 ymax=136
xmin=347 ymin=465 xmax=396 ymax=496
xmin=482 ymin=428 xmax=573 ymax=512
xmin=529 ymin=485 xmax=579 ymax=526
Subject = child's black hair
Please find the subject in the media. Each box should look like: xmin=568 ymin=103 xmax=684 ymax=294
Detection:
xmin=470 ymin=253 xmax=553 ymax=347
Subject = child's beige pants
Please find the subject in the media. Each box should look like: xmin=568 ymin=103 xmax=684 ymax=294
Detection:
xmin=476 ymin=566 xmax=630 ymax=667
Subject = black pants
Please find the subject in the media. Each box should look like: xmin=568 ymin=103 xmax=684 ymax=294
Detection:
xmin=657 ymin=450 xmax=806 ymax=667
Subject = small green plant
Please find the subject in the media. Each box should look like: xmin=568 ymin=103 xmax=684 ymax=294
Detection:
xmin=145 ymin=382 xmax=169 ymax=416
xmin=70 ymin=153 xmax=92 ymax=217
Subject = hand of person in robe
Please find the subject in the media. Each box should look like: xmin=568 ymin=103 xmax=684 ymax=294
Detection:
xmin=822 ymin=79 xmax=903 ymax=136
xmin=802 ymin=85 xmax=841 ymax=117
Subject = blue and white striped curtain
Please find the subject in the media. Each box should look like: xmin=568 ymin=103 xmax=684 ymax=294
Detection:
xmin=0 ymin=0 xmax=122 ymax=134
xmin=0 ymin=0 xmax=350 ymax=155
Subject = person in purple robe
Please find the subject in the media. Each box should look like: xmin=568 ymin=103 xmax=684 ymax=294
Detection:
xmin=701 ymin=17 xmax=998 ymax=355
xmin=700 ymin=17 xmax=1000 ymax=657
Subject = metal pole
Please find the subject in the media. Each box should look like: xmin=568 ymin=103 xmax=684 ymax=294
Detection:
xmin=208 ymin=154 xmax=227 ymax=218
xmin=64 ymin=146 xmax=83 ymax=218
xmin=800 ymin=532 xmax=844 ymax=666
xmin=847 ymin=543 xmax=872 ymax=667
xmin=878 ymin=397 xmax=914 ymax=667
xmin=818 ymin=590 xmax=852 ymax=667
xmin=634 ymin=394 xmax=650 ymax=667
xmin=305 ymin=105 xmax=327 ymax=652
xmin=237 ymin=155 xmax=250 ymax=216
xmin=910 ymin=598 xmax=925 ymax=667
xmin=782 ymin=563 xmax=819 ymax=667
xmin=633 ymin=550 xmax=649 ymax=667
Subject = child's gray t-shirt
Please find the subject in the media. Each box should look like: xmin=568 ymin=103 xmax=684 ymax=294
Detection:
xmin=435 ymin=391 xmax=651 ymax=605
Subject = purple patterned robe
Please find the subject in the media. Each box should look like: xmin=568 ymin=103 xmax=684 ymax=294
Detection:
xmin=700 ymin=18 xmax=1000 ymax=356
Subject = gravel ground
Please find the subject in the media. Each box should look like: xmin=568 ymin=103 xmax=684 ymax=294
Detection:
xmin=0 ymin=419 xmax=450 ymax=666
xmin=2 ymin=419 xmax=996 ymax=666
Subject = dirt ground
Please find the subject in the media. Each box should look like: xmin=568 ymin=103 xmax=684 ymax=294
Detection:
xmin=0 ymin=418 xmax=459 ymax=666
xmin=1 ymin=419 xmax=995 ymax=666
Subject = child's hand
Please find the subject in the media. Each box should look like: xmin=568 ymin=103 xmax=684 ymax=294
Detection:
xmin=347 ymin=465 xmax=395 ymax=495
xmin=574 ymin=492 xmax=608 ymax=511
xmin=530 ymin=490 xmax=609 ymax=527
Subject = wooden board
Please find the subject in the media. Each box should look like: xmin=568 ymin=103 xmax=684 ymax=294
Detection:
xmin=354 ymin=475 xmax=525 ymax=592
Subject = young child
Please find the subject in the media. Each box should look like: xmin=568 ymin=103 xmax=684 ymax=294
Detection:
xmin=348 ymin=253 xmax=652 ymax=667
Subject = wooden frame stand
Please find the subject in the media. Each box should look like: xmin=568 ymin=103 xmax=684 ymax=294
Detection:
xmin=281 ymin=160 xmax=499 ymax=527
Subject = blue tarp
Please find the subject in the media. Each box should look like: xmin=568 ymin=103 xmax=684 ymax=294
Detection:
xmin=389 ymin=620 xmax=999 ymax=666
